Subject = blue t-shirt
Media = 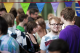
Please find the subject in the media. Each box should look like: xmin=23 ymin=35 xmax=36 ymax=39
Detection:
xmin=59 ymin=25 xmax=80 ymax=53
xmin=40 ymin=33 xmax=59 ymax=53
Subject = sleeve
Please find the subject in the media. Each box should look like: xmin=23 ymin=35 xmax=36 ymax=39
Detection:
xmin=40 ymin=37 xmax=46 ymax=51
xmin=12 ymin=39 xmax=20 ymax=53
xmin=2 ymin=44 xmax=8 ymax=51
xmin=59 ymin=30 xmax=67 ymax=41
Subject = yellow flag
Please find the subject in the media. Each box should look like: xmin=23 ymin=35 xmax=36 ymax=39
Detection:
xmin=4 ymin=3 xmax=14 ymax=13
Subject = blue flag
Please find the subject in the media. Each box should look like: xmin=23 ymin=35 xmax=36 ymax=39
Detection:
xmin=36 ymin=3 xmax=45 ymax=13
xmin=65 ymin=2 xmax=73 ymax=7
xmin=75 ymin=3 xmax=80 ymax=17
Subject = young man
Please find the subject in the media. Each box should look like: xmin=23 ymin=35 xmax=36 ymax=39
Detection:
xmin=40 ymin=17 xmax=61 ymax=53
xmin=28 ymin=8 xmax=39 ymax=22
xmin=16 ymin=13 xmax=28 ymax=32
xmin=59 ymin=7 xmax=80 ymax=53
xmin=2 ymin=13 xmax=16 ymax=37
xmin=0 ymin=16 xmax=19 ymax=53
xmin=48 ymin=39 xmax=69 ymax=53
xmin=16 ymin=14 xmax=28 ymax=52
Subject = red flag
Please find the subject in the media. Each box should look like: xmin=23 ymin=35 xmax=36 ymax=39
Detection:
xmin=78 ymin=1 xmax=80 ymax=6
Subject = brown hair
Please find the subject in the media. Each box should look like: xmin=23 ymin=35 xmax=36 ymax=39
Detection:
xmin=16 ymin=16 xmax=19 ymax=25
xmin=36 ymin=18 xmax=46 ymax=29
xmin=49 ymin=16 xmax=61 ymax=24
xmin=60 ymin=7 xmax=75 ymax=21
xmin=18 ymin=13 xmax=28 ymax=22
xmin=74 ymin=16 xmax=80 ymax=27
xmin=2 ymin=13 xmax=15 ymax=27
xmin=9 ymin=8 xmax=17 ymax=18
xmin=29 ymin=8 xmax=39 ymax=15
xmin=17 ymin=8 xmax=24 ymax=14
xmin=37 ymin=16 xmax=43 ymax=19
xmin=16 ymin=14 xmax=28 ymax=25
xmin=26 ymin=21 xmax=37 ymax=34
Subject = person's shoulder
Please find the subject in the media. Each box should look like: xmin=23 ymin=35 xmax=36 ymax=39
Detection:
xmin=42 ymin=33 xmax=51 ymax=40
xmin=61 ymin=27 xmax=68 ymax=33
xmin=9 ymin=37 xmax=19 ymax=46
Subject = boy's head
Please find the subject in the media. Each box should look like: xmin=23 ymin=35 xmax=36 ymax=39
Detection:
xmin=49 ymin=17 xmax=61 ymax=33
xmin=18 ymin=13 xmax=28 ymax=24
xmin=60 ymin=7 xmax=75 ymax=22
xmin=48 ymin=13 xmax=54 ymax=20
xmin=29 ymin=8 xmax=39 ymax=20
xmin=48 ymin=39 xmax=69 ymax=53
xmin=2 ymin=13 xmax=15 ymax=27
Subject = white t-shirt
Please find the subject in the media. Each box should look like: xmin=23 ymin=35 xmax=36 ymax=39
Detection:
xmin=40 ymin=33 xmax=59 ymax=53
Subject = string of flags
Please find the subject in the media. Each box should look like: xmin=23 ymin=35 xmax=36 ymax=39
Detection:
xmin=2 ymin=1 xmax=80 ymax=17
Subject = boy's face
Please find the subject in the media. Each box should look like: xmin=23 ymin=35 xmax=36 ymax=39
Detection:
xmin=49 ymin=51 xmax=60 ymax=53
xmin=49 ymin=19 xmax=59 ymax=33
xmin=24 ymin=17 xmax=28 ymax=24
xmin=31 ymin=12 xmax=38 ymax=20
xmin=60 ymin=15 xmax=64 ymax=23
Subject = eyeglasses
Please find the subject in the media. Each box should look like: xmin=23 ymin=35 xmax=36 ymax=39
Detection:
xmin=50 ymin=23 xmax=63 ymax=26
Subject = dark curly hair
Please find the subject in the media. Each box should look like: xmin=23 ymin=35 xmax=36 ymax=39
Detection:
xmin=60 ymin=7 xmax=75 ymax=21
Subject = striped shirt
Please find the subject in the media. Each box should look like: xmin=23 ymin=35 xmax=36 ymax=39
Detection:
xmin=0 ymin=35 xmax=19 ymax=53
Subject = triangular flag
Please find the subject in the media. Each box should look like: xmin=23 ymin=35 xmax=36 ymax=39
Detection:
xmin=20 ymin=3 xmax=30 ymax=14
xmin=72 ymin=0 xmax=74 ymax=1
xmin=76 ymin=11 xmax=80 ymax=17
xmin=78 ymin=1 xmax=80 ymax=6
xmin=4 ymin=3 xmax=14 ymax=13
xmin=68 ymin=0 xmax=70 ymax=1
xmin=51 ymin=2 xmax=59 ymax=13
xmin=36 ymin=3 xmax=45 ymax=13
xmin=75 ymin=3 xmax=80 ymax=17
xmin=65 ymin=2 xmax=73 ymax=7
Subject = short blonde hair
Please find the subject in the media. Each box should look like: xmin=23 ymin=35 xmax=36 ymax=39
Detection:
xmin=49 ymin=16 xmax=61 ymax=24
xmin=48 ymin=13 xmax=54 ymax=20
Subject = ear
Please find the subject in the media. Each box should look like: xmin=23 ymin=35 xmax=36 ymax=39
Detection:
xmin=23 ymin=19 xmax=26 ymax=21
xmin=33 ymin=28 xmax=35 ymax=32
xmin=72 ymin=20 xmax=75 ymax=24
xmin=31 ymin=13 xmax=33 ymax=16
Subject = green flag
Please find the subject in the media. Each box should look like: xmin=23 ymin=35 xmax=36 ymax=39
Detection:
xmin=20 ymin=3 xmax=30 ymax=14
xmin=68 ymin=0 xmax=70 ymax=1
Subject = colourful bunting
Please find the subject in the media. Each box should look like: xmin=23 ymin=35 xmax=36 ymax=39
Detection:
xmin=20 ymin=3 xmax=30 ymax=14
xmin=78 ymin=1 xmax=80 ymax=6
xmin=51 ymin=2 xmax=59 ymax=13
xmin=76 ymin=11 xmax=80 ymax=17
xmin=4 ymin=3 xmax=14 ymax=13
xmin=65 ymin=2 xmax=73 ymax=7
xmin=72 ymin=0 xmax=74 ymax=1
xmin=36 ymin=3 xmax=45 ymax=13
xmin=75 ymin=3 xmax=80 ymax=17
xmin=68 ymin=0 xmax=70 ymax=1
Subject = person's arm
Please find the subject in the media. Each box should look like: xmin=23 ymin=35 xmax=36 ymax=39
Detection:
xmin=41 ymin=50 xmax=46 ymax=53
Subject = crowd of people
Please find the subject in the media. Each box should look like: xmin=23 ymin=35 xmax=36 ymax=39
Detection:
xmin=0 ymin=7 xmax=80 ymax=53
